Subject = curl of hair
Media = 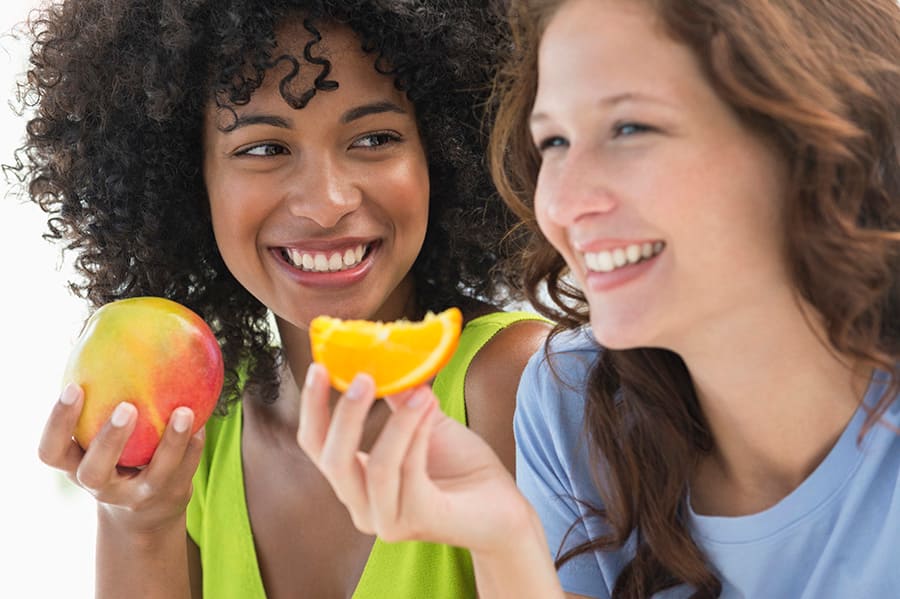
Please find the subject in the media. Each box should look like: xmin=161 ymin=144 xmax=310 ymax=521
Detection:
xmin=12 ymin=0 xmax=524 ymax=412
xmin=489 ymin=0 xmax=900 ymax=596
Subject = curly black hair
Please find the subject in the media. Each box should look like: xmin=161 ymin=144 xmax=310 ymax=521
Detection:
xmin=13 ymin=0 xmax=525 ymax=410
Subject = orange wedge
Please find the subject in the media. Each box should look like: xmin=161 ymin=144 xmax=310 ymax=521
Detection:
xmin=309 ymin=307 xmax=463 ymax=397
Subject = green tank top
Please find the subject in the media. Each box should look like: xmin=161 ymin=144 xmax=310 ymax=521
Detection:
xmin=186 ymin=311 xmax=545 ymax=598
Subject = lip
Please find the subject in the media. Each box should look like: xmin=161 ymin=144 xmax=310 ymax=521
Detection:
xmin=276 ymin=236 xmax=374 ymax=252
xmin=582 ymin=246 xmax=663 ymax=293
xmin=573 ymin=238 xmax=662 ymax=253
xmin=269 ymin=239 xmax=380 ymax=288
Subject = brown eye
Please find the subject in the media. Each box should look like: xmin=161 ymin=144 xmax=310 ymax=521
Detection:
xmin=238 ymin=143 xmax=288 ymax=157
xmin=352 ymin=131 xmax=401 ymax=149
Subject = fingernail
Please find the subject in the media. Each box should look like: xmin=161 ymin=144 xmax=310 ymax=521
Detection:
xmin=171 ymin=407 xmax=192 ymax=433
xmin=304 ymin=364 xmax=319 ymax=388
xmin=406 ymin=388 xmax=430 ymax=409
xmin=345 ymin=375 xmax=369 ymax=401
xmin=59 ymin=384 xmax=79 ymax=406
xmin=111 ymin=402 xmax=136 ymax=427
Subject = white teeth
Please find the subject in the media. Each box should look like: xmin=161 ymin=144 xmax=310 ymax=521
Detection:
xmin=283 ymin=243 xmax=369 ymax=273
xmin=586 ymin=251 xmax=615 ymax=273
xmin=626 ymin=244 xmax=641 ymax=263
xmin=583 ymin=241 xmax=664 ymax=274
xmin=289 ymin=249 xmax=302 ymax=266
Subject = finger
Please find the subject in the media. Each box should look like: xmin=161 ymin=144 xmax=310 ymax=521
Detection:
xmin=141 ymin=407 xmax=196 ymax=485
xmin=383 ymin=388 xmax=417 ymax=413
xmin=296 ymin=363 xmax=332 ymax=461
xmin=38 ymin=384 xmax=87 ymax=472
xmin=403 ymin=397 xmax=438 ymax=486
xmin=397 ymin=398 xmax=440 ymax=535
xmin=317 ymin=373 xmax=377 ymax=512
xmin=366 ymin=386 xmax=435 ymax=532
xmin=160 ymin=426 xmax=207 ymax=502
xmin=75 ymin=402 xmax=138 ymax=492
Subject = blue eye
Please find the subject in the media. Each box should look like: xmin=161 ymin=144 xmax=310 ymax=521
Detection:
xmin=613 ymin=122 xmax=653 ymax=138
xmin=536 ymin=136 xmax=569 ymax=153
xmin=353 ymin=132 xmax=401 ymax=149
xmin=238 ymin=143 xmax=287 ymax=157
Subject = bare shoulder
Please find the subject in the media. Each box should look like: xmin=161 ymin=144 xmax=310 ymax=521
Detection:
xmin=464 ymin=315 xmax=551 ymax=475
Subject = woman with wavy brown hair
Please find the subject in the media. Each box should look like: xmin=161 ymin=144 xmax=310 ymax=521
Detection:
xmin=298 ymin=0 xmax=900 ymax=597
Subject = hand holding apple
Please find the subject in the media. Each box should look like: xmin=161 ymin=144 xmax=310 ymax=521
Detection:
xmin=62 ymin=297 xmax=224 ymax=467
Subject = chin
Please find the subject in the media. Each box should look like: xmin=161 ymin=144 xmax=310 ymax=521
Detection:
xmin=588 ymin=314 xmax=655 ymax=351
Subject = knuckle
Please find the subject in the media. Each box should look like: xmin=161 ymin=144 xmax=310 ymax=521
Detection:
xmin=317 ymin=453 xmax=343 ymax=476
xmin=377 ymin=525 xmax=406 ymax=543
xmin=133 ymin=481 xmax=156 ymax=505
xmin=296 ymin=430 xmax=313 ymax=454
xmin=75 ymin=468 xmax=105 ymax=491
xmin=37 ymin=445 xmax=58 ymax=467
xmin=350 ymin=513 xmax=375 ymax=536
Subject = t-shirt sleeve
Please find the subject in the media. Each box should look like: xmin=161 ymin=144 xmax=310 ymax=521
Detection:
xmin=514 ymin=343 xmax=612 ymax=599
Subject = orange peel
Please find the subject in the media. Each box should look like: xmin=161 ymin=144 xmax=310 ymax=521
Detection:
xmin=309 ymin=307 xmax=462 ymax=397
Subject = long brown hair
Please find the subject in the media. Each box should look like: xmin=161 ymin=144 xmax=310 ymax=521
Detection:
xmin=489 ymin=0 xmax=900 ymax=596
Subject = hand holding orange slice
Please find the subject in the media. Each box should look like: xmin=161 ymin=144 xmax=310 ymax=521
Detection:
xmin=309 ymin=307 xmax=462 ymax=397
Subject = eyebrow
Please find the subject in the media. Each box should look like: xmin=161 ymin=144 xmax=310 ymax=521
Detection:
xmin=340 ymin=100 xmax=407 ymax=124
xmin=530 ymin=92 xmax=675 ymax=126
xmin=228 ymin=114 xmax=292 ymax=130
xmin=225 ymin=100 xmax=407 ymax=131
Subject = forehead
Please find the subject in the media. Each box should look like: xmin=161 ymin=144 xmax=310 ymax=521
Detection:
xmin=533 ymin=0 xmax=700 ymax=110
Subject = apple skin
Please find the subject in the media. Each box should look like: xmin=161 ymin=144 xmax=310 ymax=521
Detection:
xmin=63 ymin=297 xmax=224 ymax=467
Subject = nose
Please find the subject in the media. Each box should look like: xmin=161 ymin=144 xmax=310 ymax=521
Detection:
xmin=283 ymin=155 xmax=362 ymax=228
xmin=537 ymin=148 xmax=617 ymax=227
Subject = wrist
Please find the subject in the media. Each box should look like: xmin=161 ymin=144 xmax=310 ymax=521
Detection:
xmin=471 ymin=499 xmax=564 ymax=599
xmin=97 ymin=503 xmax=187 ymax=544
xmin=473 ymin=493 xmax=544 ymax=560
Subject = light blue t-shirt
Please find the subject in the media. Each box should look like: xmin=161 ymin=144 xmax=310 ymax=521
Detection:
xmin=515 ymin=328 xmax=900 ymax=598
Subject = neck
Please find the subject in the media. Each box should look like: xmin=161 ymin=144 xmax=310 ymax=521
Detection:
xmin=259 ymin=285 xmax=421 ymax=441
xmin=676 ymin=292 xmax=868 ymax=516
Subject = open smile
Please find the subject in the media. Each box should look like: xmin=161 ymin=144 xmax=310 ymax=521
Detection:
xmin=583 ymin=241 xmax=665 ymax=273
xmin=278 ymin=242 xmax=376 ymax=273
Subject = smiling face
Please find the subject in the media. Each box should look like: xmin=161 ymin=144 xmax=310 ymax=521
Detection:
xmin=202 ymin=19 xmax=429 ymax=328
xmin=530 ymin=0 xmax=793 ymax=350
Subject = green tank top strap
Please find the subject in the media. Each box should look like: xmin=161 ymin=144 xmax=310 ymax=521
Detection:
xmin=431 ymin=310 xmax=548 ymax=426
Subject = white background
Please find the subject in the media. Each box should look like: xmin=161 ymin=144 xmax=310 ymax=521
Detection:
xmin=1 ymin=1 xmax=96 ymax=596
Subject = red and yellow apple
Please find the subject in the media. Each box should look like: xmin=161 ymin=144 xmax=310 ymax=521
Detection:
xmin=62 ymin=296 xmax=224 ymax=467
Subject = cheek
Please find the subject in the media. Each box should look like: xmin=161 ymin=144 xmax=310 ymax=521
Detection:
xmin=385 ymin=157 xmax=430 ymax=242
xmin=206 ymin=180 xmax=268 ymax=275
xmin=533 ymin=183 xmax=567 ymax=255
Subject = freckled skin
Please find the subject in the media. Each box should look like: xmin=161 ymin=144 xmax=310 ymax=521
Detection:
xmin=64 ymin=297 xmax=224 ymax=467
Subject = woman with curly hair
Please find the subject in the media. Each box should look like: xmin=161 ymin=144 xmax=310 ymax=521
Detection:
xmin=299 ymin=0 xmax=900 ymax=597
xmin=28 ymin=0 xmax=549 ymax=597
